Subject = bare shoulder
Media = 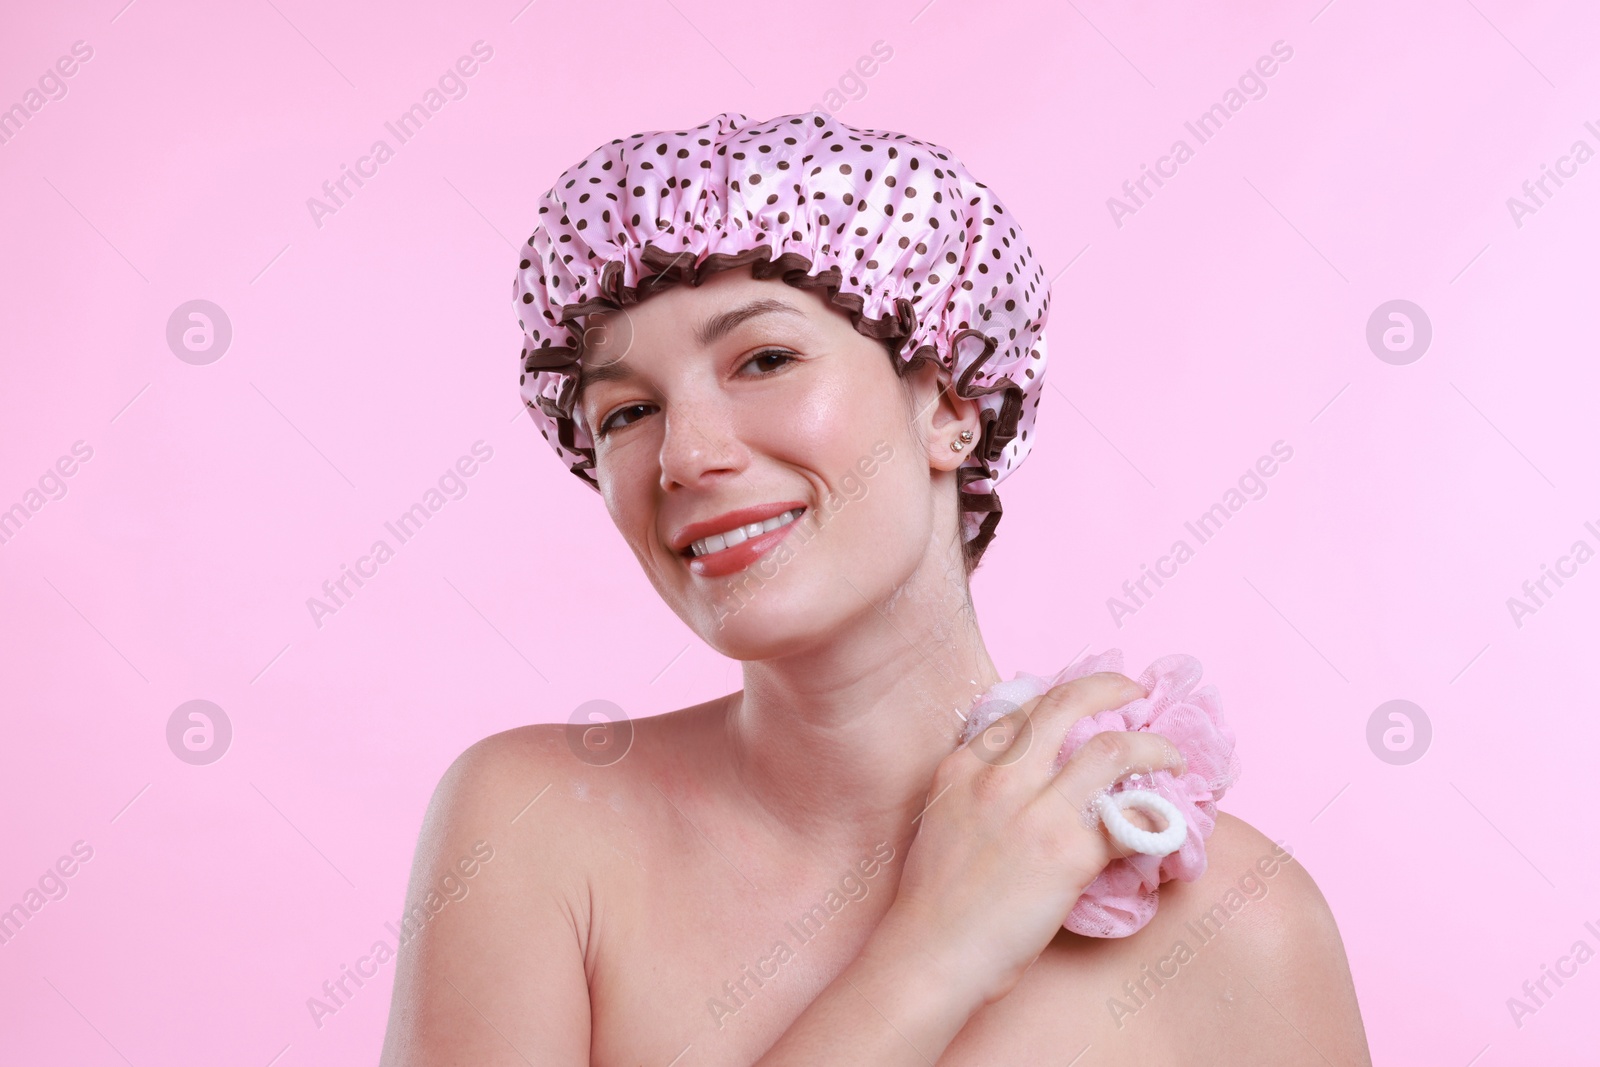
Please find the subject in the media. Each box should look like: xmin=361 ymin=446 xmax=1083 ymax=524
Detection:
xmin=425 ymin=722 xmax=586 ymax=829
xmin=1162 ymin=811 xmax=1373 ymax=1065
xmin=423 ymin=708 xmax=677 ymax=827
xmin=379 ymin=722 xmax=629 ymax=1067
xmin=1196 ymin=812 xmax=1342 ymax=957
xmin=421 ymin=689 xmax=726 ymax=844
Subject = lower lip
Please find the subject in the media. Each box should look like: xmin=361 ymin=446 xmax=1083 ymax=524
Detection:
xmin=685 ymin=511 xmax=805 ymax=578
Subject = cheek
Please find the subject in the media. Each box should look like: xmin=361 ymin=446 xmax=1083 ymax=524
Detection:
xmin=759 ymin=374 xmax=901 ymax=472
xmin=759 ymin=377 xmax=928 ymax=546
xmin=599 ymin=466 xmax=659 ymax=562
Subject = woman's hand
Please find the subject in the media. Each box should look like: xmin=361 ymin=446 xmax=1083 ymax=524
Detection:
xmin=878 ymin=671 xmax=1187 ymax=1009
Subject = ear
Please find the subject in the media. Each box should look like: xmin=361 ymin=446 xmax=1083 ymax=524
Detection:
xmin=903 ymin=358 xmax=982 ymax=473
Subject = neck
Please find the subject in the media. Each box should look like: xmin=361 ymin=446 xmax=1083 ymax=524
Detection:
xmin=721 ymin=564 xmax=1003 ymax=854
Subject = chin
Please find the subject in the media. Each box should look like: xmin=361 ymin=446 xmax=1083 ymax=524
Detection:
xmin=689 ymin=546 xmax=917 ymax=661
xmin=701 ymin=618 xmax=817 ymax=662
xmin=690 ymin=571 xmax=839 ymax=660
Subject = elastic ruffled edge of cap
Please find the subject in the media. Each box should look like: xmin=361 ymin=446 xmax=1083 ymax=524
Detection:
xmin=519 ymin=240 xmax=1031 ymax=563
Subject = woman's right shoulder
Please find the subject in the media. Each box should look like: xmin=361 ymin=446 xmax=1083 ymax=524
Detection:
xmin=438 ymin=721 xmax=580 ymax=788
xmin=421 ymin=705 xmax=701 ymax=848
xmin=383 ymin=722 xmax=618 ymax=1066
xmin=423 ymin=722 xmax=607 ymax=840
xmin=417 ymin=694 xmax=728 ymax=882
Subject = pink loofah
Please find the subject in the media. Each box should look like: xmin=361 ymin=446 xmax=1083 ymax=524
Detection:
xmin=956 ymin=649 xmax=1241 ymax=938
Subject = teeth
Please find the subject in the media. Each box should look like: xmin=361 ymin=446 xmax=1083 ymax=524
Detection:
xmin=690 ymin=508 xmax=802 ymax=557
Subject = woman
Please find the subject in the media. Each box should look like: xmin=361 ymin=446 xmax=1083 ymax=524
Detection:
xmin=380 ymin=111 xmax=1370 ymax=1065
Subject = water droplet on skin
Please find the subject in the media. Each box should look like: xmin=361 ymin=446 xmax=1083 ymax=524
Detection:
xmin=1080 ymin=785 xmax=1110 ymax=828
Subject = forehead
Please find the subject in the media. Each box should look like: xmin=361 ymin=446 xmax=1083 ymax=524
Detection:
xmin=578 ymin=270 xmax=831 ymax=371
xmin=590 ymin=268 xmax=815 ymax=329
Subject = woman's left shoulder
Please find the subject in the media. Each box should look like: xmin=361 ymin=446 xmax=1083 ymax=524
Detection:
xmin=1159 ymin=810 xmax=1373 ymax=1064
xmin=1193 ymin=811 xmax=1336 ymax=947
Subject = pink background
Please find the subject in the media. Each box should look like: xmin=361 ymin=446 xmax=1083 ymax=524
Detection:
xmin=3 ymin=0 xmax=1597 ymax=1063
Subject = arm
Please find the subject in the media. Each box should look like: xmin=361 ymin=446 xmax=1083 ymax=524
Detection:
xmin=379 ymin=727 xmax=592 ymax=1066
xmin=751 ymin=674 xmax=1191 ymax=1064
xmin=746 ymin=903 xmax=986 ymax=1066
xmin=380 ymin=725 xmax=985 ymax=1067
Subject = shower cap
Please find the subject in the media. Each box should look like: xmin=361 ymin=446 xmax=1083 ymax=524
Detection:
xmin=957 ymin=648 xmax=1242 ymax=938
xmin=512 ymin=109 xmax=1054 ymax=562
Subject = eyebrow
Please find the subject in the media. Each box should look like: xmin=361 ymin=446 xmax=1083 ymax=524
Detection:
xmin=693 ymin=297 xmax=806 ymax=347
xmin=577 ymin=298 xmax=807 ymax=391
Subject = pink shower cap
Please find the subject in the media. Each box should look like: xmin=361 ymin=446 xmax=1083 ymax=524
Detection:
xmin=958 ymin=649 xmax=1242 ymax=938
xmin=512 ymin=109 xmax=1053 ymax=561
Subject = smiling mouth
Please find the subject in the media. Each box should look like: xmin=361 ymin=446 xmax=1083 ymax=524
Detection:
xmin=682 ymin=507 xmax=806 ymax=558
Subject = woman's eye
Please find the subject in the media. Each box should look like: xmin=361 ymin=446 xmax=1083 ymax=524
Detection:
xmin=742 ymin=348 xmax=797 ymax=374
xmin=596 ymin=351 xmax=795 ymax=437
xmin=597 ymin=403 xmax=653 ymax=436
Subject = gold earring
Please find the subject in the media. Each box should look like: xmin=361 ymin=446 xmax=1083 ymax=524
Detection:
xmin=950 ymin=429 xmax=974 ymax=452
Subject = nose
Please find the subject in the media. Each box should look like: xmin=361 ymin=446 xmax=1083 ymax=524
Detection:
xmin=657 ymin=390 xmax=750 ymax=491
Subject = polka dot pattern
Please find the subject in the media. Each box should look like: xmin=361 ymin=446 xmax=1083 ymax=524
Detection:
xmin=513 ymin=110 xmax=1052 ymax=562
